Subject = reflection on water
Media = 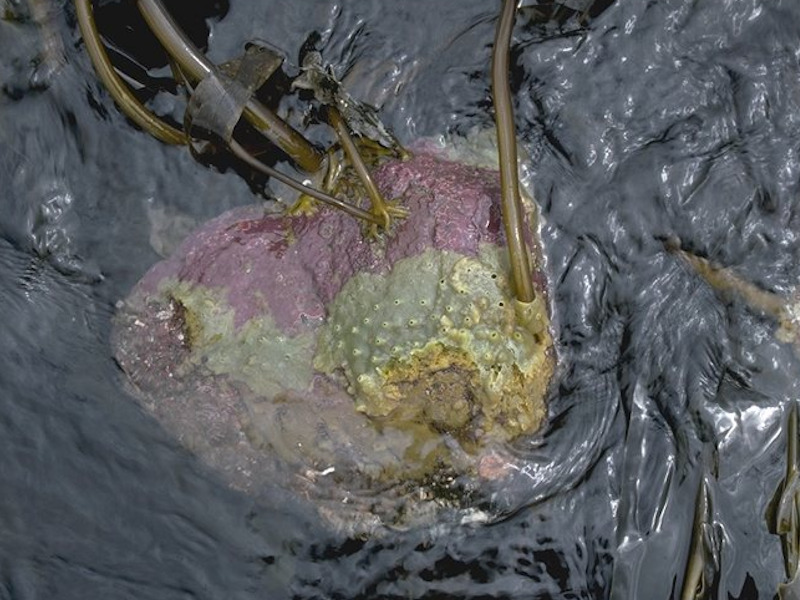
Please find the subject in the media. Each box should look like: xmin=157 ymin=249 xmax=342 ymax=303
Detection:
xmin=2 ymin=0 xmax=800 ymax=597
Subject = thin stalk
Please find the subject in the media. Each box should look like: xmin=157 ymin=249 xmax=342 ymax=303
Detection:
xmin=492 ymin=0 xmax=535 ymax=303
xmin=680 ymin=476 xmax=710 ymax=600
xmin=171 ymin=67 xmax=370 ymax=224
xmin=782 ymin=402 xmax=800 ymax=580
xmin=74 ymin=0 xmax=185 ymax=145
xmin=137 ymin=0 xmax=323 ymax=173
xmin=328 ymin=106 xmax=400 ymax=229
xmin=228 ymin=140 xmax=380 ymax=225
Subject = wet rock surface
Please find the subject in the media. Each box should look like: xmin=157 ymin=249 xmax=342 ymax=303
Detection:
xmin=113 ymin=148 xmax=554 ymax=533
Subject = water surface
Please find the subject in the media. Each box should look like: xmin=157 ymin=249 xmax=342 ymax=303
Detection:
xmin=2 ymin=0 xmax=800 ymax=597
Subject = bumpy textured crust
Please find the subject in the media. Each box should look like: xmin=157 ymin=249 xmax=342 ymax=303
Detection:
xmin=315 ymin=246 xmax=552 ymax=443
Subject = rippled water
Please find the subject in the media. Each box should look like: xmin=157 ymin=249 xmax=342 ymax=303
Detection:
xmin=3 ymin=0 xmax=800 ymax=597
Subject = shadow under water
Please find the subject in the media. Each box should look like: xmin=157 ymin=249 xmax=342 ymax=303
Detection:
xmin=2 ymin=0 xmax=800 ymax=598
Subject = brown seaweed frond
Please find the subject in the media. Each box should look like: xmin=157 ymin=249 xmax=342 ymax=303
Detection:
xmin=136 ymin=0 xmax=323 ymax=173
xmin=327 ymin=106 xmax=408 ymax=234
xmin=228 ymin=140 xmax=381 ymax=226
xmin=74 ymin=0 xmax=185 ymax=145
xmin=492 ymin=0 xmax=536 ymax=303
xmin=76 ymin=0 xmax=411 ymax=232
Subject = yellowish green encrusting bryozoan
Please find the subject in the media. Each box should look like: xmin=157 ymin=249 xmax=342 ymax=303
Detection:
xmin=314 ymin=245 xmax=553 ymax=445
xmin=161 ymin=280 xmax=316 ymax=398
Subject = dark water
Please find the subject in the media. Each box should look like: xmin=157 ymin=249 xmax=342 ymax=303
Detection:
xmin=2 ymin=0 xmax=800 ymax=597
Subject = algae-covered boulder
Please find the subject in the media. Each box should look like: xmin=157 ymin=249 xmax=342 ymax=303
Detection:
xmin=113 ymin=144 xmax=554 ymax=534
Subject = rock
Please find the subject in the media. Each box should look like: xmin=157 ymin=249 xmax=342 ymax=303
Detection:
xmin=112 ymin=145 xmax=554 ymax=535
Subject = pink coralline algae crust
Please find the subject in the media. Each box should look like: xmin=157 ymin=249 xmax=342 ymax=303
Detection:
xmin=375 ymin=153 xmax=504 ymax=262
xmin=132 ymin=151 xmax=514 ymax=335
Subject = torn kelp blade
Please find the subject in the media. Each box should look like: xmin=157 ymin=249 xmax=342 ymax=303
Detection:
xmin=112 ymin=146 xmax=554 ymax=536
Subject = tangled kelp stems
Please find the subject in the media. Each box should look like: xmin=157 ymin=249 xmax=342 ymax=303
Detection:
xmin=74 ymin=0 xmax=185 ymax=145
xmin=76 ymin=0 xmax=379 ymax=227
xmin=172 ymin=70 xmax=380 ymax=224
xmin=137 ymin=0 xmax=323 ymax=173
xmin=228 ymin=140 xmax=381 ymax=225
xmin=327 ymin=106 xmax=407 ymax=230
xmin=492 ymin=0 xmax=535 ymax=303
